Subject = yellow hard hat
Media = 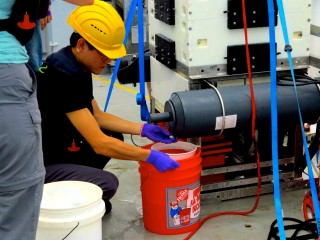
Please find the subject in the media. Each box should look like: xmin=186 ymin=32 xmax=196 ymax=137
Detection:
xmin=67 ymin=0 xmax=126 ymax=59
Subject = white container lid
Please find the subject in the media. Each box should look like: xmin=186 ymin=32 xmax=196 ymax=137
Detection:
xmin=41 ymin=181 xmax=103 ymax=210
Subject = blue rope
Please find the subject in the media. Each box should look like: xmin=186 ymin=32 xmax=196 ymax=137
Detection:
xmin=136 ymin=0 xmax=149 ymax=121
xmin=275 ymin=0 xmax=320 ymax=236
xmin=289 ymin=52 xmax=320 ymax=234
xmin=104 ymin=0 xmax=138 ymax=112
xmin=267 ymin=0 xmax=286 ymax=239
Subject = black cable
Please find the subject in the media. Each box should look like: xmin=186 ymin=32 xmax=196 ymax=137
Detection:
xmin=267 ymin=217 xmax=318 ymax=240
xmin=62 ymin=222 xmax=79 ymax=240
xmin=277 ymin=81 xmax=318 ymax=86
xmin=130 ymin=134 xmax=141 ymax=147
xmin=119 ymin=49 xmax=150 ymax=71
xmin=276 ymin=73 xmax=320 ymax=86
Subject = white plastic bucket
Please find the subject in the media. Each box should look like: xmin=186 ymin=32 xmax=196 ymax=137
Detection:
xmin=36 ymin=181 xmax=105 ymax=240
xmin=151 ymin=141 xmax=198 ymax=160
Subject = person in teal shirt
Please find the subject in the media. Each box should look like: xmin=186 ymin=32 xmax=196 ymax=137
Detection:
xmin=0 ymin=1 xmax=46 ymax=239
xmin=25 ymin=0 xmax=94 ymax=73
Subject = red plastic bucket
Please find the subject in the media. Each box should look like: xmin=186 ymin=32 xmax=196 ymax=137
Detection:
xmin=139 ymin=143 xmax=202 ymax=235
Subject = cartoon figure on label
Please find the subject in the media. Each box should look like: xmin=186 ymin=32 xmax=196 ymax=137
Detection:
xmin=170 ymin=201 xmax=182 ymax=225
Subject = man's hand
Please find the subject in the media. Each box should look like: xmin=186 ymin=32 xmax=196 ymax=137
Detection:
xmin=146 ymin=150 xmax=180 ymax=172
xmin=40 ymin=8 xmax=52 ymax=30
xmin=141 ymin=124 xmax=177 ymax=143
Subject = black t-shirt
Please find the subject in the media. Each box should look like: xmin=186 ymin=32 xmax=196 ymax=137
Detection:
xmin=36 ymin=47 xmax=107 ymax=168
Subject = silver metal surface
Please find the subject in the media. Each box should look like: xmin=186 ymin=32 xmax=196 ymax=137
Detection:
xmin=201 ymin=172 xmax=294 ymax=192
xmin=201 ymin=179 xmax=309 ymax=203
xmin=310 ymin=55 xmax=320 ymax=68
xmin=311 ymin=24 xmax=320 ymax=37
xmin=201 ymin=158 xmax=295 ymax=176
xmin=176 ymin=57 xmax=309 ymax=80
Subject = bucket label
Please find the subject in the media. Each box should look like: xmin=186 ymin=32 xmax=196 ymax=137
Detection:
xmin=166 ymin=181 xmax=200 ymax=229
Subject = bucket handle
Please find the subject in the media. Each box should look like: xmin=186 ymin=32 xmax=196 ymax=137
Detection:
xmin=62 ymin=222 xmax=79 ymax=240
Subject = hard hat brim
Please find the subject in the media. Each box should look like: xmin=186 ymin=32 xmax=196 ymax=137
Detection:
xmin=97 ymin=44 xmax=126 ymax=60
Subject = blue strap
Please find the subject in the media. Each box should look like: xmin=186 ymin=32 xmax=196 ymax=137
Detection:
xmin=291 ymin=62 xmax=320 ymax=234
xmin=276 ymin=0 xmax=320 ymax=236
xmin=104 ymin=0 xmax=138 ymax=112
xmin=136 ymin=0 xmax=149 ymax=121
xmin=267 ymin=1 xmax=286 ymax=239
xmin=292 ymin=61 xmax=320 ymax=235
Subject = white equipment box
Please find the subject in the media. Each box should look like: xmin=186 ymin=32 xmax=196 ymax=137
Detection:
xmin=148 ymin=0 xmax=311 ymax=79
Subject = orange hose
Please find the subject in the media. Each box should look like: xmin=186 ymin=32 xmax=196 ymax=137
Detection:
xmin=183 ymin=1 xmax=261 ymax=239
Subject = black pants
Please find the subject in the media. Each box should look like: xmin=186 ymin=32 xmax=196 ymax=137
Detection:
xmin=44 ymin=130 xmax=124 ymax=213
xmin=45 ymin=164 xmax=118 ymax=213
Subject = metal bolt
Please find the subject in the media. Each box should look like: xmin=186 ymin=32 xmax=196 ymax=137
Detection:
xmin=189 ymin=27 xmax=192 ymax=30
xmin=189 ymin=11 xmax=192 ymax=15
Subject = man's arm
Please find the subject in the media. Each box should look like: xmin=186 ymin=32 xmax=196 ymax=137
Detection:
xmin=66 ymin=107 xmax=150 ymax=161
xmin=63 ymin=0 xmax=94 ymax=6
xmin=91 ymin=99 xmax=143 ymax=135
xmin=38 ymin=0 xmax=51 ymax=19
xmin=91 ymin=99 xmax=177 ymax=143
xmin=66 ymin=106 xmax=180 ymax=172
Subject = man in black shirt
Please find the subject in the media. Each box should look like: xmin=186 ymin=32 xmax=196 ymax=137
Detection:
xmin=37 ymin=1 xmax=179 ymax=213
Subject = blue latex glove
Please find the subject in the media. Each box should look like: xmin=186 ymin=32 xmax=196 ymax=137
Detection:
xmin=146 ymin=150 xmax=180 ymax=172
xmin=141 ymin=124 xmax=177 ymax=143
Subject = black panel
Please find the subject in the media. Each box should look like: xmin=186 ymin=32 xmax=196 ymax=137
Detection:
xmin=226 ymin=43 xmax=276 ymax=75
xmin=117 ymin=52 xmax=151 ymax=85
xmin=155 ymin=34 xmax=176 ymax=69
xmin=227 ymin=0 xmax=278 ymax=29
xmin=154 ymin=0 xmax=175 ymax=25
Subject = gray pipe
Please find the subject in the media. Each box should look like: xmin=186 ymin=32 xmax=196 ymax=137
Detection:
xmin=149 ymin=82 xmax=320 ymax=138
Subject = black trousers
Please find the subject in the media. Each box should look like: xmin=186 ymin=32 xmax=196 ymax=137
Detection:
xmin=45 ymin=164 xmax=118 ymax=213
xmin=44 ymin=130 xmax=124 ymax=213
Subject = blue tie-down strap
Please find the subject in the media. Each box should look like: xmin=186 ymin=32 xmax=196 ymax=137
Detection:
xmin=103 ymin=0 xmax=138 ymax=112
xmin=136 ymin=93 xmax=149 ymax=122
